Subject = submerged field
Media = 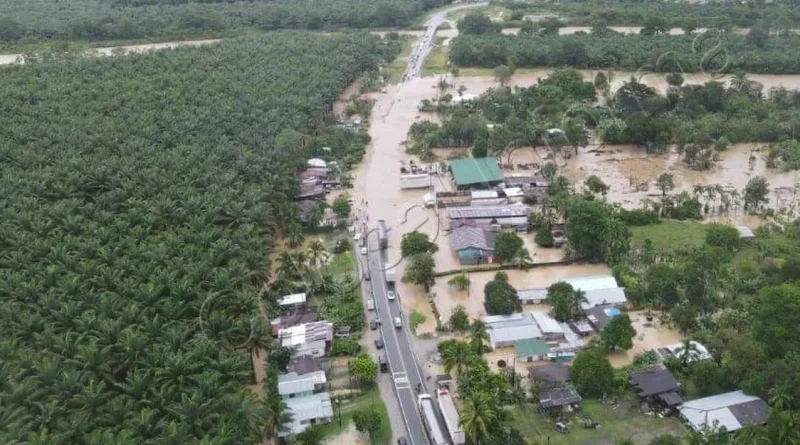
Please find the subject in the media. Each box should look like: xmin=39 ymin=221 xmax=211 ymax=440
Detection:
xmin=0 ymin=32 xmax=391 ymax=443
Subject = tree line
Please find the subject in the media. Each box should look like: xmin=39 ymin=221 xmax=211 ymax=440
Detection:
xmin=0 ymin=32 xmax=394 ymax=444
xmin=0 ymin=0 xmax=451 ymax=48
xmin=495 ymin=0 xmax=800 ymax=30
xmin=450 ymin=16 xmax=800 ymax=74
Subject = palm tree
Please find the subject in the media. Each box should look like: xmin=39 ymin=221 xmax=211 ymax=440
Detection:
xmin=441 ymin=341 xmax=472 ymax=376
xmin=460 ymin=393 xmax=497 ymax=445
xmin=769 ymin=384 xmax=792 ymax=412
xmin=571 ymin=289 xmax=588 ymax=320
xmin=286 ymin=222 xmax=305 ymax=248
xmin=735 ymin=425 xmax=770 ymax=445
xmin=730 ymin=72 xmax=750 ymax=93
xmin=677 ymin=338 xmax=700 ymax=370
xmin=512 ymin=247 xmax=532 ymax=269
xmin=447 ymin=273 xmax=471 ymax=291
xmin=306 ymin=239 xmax=327 ymax=269
xmin=469 ymin=320 xmax=490 ymax=354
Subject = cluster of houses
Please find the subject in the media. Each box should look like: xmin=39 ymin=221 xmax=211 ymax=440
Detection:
xmin=483 ymin=274 xmax=628 ymax=359
xmin=477 ymin=274 xmax=771 ymax=434
xmin=270 ymin=293 xmax=337 ymax=437
xmin=296 ymin=158 xmax=343 ymax=226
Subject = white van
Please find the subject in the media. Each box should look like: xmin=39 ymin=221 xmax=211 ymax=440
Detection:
xmin=394 ymin=317 xmax=402 ymax=329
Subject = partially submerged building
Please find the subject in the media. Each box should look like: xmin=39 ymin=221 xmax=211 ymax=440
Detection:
xmin=449 ymin=157 xmax=504 ymax=189
xmin=447 ymin=203 xmax=530 ymax=228
xmin=515 ymin=338 xmax=551 ymax=362
xmin=484 ymin=313 xmax=542 ymax=349
xmin=449 ymin=224 xmax=497 ymax=265
xmin=659 ymin=341 xmax=713 ymax=364
xmin=585 ymin=304 xmax=622 ymax=332
xmin=679 ymin=391 xmax=768 ymax=434
xmin=560 ymin=275 xmax=627 ymax=310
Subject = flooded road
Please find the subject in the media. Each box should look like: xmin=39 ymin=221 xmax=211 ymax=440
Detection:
xmin=0 ymin=39 xmax=221 ymax=66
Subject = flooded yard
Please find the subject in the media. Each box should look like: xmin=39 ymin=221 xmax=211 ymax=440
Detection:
xmin=608 ymin=310 xmax=684 ymax=368
xmin=0 ymin=39 xmax=221 ymax=65
xmin=430 ymin=263 xmax=612 ymax=321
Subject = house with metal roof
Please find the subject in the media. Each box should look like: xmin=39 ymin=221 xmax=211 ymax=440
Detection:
xmin=288 ymin=355 xmax=325 ymax=375
xmin=658 ymin=341 xmax=713 ymax=364
xmin=528 ymin=363 xmax=571 ymax=384
xmin=449 ymin=157 xmax=504 ymax=189
xmin=540 ymin=388 xmax=582 ymax=410
xmin=559 ymin=275 xmax=627 ymax=310
xmin=449 ymin=224 xmax=496 ymax=265
xmin=531 ymin=311 xmax=565 ymax=340
xmin=736 ymin=226 xmax=755 ymax=239
xmin=585 ymin=305 xmax=622 ymax=332
xmin=280 ymin=392 xmax=334 ymax=437
xmin=679 ymin=391 xmax=768 ymax=433
xmin=279 ymin=321 xmax=333 ymax=358
xmin=484 ymin=313 xmax=542 ymax=349
xmin=447 ymin=204 xmax=531 ymax=229
xmin=630 ymin=368 xmax=683 ymax=408
xmin=278 ymin=371 xmax=327 ymax=400
xmin=515 ymin=338 xmax=550 ymax=362
xmin=518 ymin=287 xmax=548 ymax=305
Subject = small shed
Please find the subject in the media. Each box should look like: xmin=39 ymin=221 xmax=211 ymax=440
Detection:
xmin=515 ymin=338 xmax=551 ymax=362
xmin=736 ymin=226 xmax=755 ymax=239
xmin=450 ymin=225 xmax=496 ymax=265
xmin=540 ymin=388 xmax=582 ymax=410
xmin=279 ymin=293 xmax=307 ymax=308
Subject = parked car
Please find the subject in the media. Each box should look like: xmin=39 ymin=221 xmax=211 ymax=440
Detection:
xmin=370 ymin=319 xmax=378 ymax=330
xmin=375 ymin=338 xmax=384 ymax=349
xmin=397 ymin=437 xmax=407 ymax=445
xmin=378 ymin=355 xmax=388 ymax=373
xmin=387 ymin=290 xmax=396 ymax=300
xmin=361 ymin=247 xmax=367 ymax=255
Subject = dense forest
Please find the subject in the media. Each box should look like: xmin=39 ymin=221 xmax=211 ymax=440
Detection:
xmin=410 ymin=69 xmax=800 ymax=166
xmin=0 ymin=32 xmax=393 ymax=443
xmin=450 ymin=20 xmax=800 ymax=74
xmin=0 ymin=0 xmax=450 ymax=48
xmin=495 ymin=0 xmax=800 ymax=29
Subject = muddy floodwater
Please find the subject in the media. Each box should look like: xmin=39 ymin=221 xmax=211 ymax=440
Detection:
xmin=0 ymin=39 xmax=221 ymax=66
xmin=500 ymin=26 xmax=763 ymax=36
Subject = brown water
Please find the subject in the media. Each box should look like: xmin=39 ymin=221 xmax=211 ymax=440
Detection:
xmin=0 ymin=39 xmax=221 ymax=66
xmin=501 ymin=26 xmax=756 ymax=36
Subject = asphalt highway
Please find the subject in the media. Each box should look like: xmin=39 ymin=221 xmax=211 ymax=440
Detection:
xmin=367 ymin=228 xmax=429 ymax=445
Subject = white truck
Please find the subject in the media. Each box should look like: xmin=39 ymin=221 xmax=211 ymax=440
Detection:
xmin=367 ymin=298 xmax=375 ymax=311
xmin=418 ymin=394 xmax=448 ymax=445
xmin=385 ymin=270 xmax=397 ymax=284
xmin=400 ymin=174 xmax=432 ymax=190
xmin=437 ymin=388 xmax=466 ymax=445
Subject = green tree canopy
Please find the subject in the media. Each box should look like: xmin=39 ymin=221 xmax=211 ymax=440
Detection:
xmin=332 ymin=193 xmax=352 ymax=219
xmin=484 ymin=274 xmax=521 ymax=315
xmin=546 ymin=281 xmax=575 ymax=322
xmin=494 ymin=232 xmax=525 ymax=263
xmin=402 ymin=253 xmax=436 ymax=291
xmin=570 ymin=347 xmax=615 ymax=398
xmin=449 ymin=305 xmax=471 ymax=331
xmin=349 ymin=353 xmax=378 ymax=387
xmin=566 ymin=198 xmax=630 ymax=262
xmin=601 ymin=313 xmax=637 ymax=350
xmin=401 ymin=231 xmax=439 ymax=257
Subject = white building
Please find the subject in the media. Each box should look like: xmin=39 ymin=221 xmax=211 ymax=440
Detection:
xmin=531 ymin=311 xmax=565 ymax=341
xmin=484 ymin=313 xmax=542 ymax=349
xmin=659 ymin=341 xmax=712 ymax=364
xmin=278 ymin=371 xmax=327 ymax=399
xmin=559 ymin=275 xmax=627 ymax=310
xmin=679 ymin=391 xmax=768 ymax=433
xmin=281 ymin=392 xmax=334 ymax=437
xmin=279 ymin=321 xmax=333 ymax=357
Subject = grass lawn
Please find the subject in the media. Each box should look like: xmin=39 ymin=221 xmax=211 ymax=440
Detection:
xmin=511 ymin=395 xmax=687 ymax=445
xmin=422 ymin=37 xmax=449 ymax=76
xmin=327 ymin=250 xmax=356 ymax=276
xmin=385 ymin=36 xmax=415 ymax=84
xmin=629 ymin=220 xmax=708 ymax=252
xmin=316 ymin=388 xmax=392 ymax=444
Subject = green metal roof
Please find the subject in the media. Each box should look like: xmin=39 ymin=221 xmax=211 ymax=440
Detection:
xmin=449 ymin=157 xmax=503 ymax=187
xmin=515 ymin=338 xmax=550 ymax=357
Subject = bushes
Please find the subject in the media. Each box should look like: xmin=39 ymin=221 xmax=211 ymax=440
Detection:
xmin=331 ymin=338 xmax=363 ymax=356
xmin=534 ymin=229 xmax=555 ymax=247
